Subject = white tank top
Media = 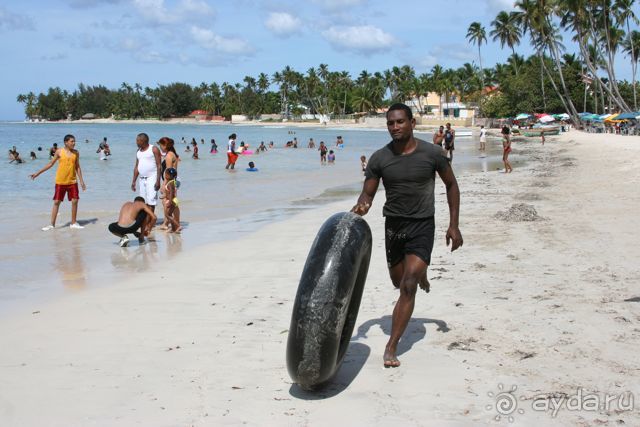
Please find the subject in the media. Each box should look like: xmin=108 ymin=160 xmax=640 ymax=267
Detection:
xmin=136 ymin=144 xmax=157 ymax=177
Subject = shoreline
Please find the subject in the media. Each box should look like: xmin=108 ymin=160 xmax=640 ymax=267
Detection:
xmin=1 ymin=130 xmax=638 ymax=425
xmin=8 ymin=117 xmax=461 ymax=132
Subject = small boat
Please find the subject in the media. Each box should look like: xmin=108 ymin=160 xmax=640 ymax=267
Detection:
xmin=523 ymin=127 xmax=560 ymax=137
xmin=454 ymin=130 xmax=473 ymax=137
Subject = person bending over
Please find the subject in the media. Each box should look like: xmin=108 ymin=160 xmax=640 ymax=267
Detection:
xmin=108 ymin=196 xmax=157 ymax=247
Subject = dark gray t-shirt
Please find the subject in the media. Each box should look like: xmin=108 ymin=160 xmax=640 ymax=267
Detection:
xmin=365 ymin=139 xmax=449 ymax=218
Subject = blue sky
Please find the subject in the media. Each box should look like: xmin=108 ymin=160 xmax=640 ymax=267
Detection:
xmin=0 ymin=0 xmax=636 ymax=119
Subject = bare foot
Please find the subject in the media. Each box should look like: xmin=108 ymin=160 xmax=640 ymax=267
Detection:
xmin=158 ymin=224 xmax=169 ymax=231
xmin=419 ymin=274 xmax=430 ymax=293
xmin=174 ymin=226 xmax=182 ymax=234
xmin=383 ymin=349 xmax=401 ymax=368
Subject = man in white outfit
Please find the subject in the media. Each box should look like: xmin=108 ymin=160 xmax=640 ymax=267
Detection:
xmin=131 ymin=133 xmax=162 ymax=211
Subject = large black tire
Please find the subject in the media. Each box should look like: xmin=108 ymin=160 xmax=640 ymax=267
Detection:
xmin=286 ymin=212 xmax=372 ymax=390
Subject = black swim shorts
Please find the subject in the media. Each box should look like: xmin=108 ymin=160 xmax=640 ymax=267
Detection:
xmin=384 ymin=216 xmax=435 ymax=268
xmin=108 ymin=211 xmax=147 ymax=237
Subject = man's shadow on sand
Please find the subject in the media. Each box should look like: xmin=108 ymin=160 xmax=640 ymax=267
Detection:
xmin=289 ymin=316 xmax=449 ymax=400
xmin=354 ymin=315 xmax=450 ymax=356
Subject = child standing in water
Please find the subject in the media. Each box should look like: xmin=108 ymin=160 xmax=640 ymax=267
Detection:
xmin=360 ymin=155 xmax=367 ymax=174
xmin=192 ymin=141 xmax=199 ymax=159
xmin=327 ymin=150 xmax=336 ymax=164
xmin=162 ymin=167 xmax=181 ymax=233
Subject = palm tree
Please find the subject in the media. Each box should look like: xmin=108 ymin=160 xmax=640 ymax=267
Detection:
xmin=616 ymin=0 xmax=639 ymax=109
xmin=491 ymin=11 xmax=523 ymax=74
xmin=430 ymin=65 xmax=445 ymax=117
xmin=466 ymin=22 xmax=487 ymax=115
xmin=560 ymin=0 xmax=630 ymax=112
xmin=516 ymin=0 xmax=581 ymax=121
xmin=622 ymin=30 xmax=640 ymax=109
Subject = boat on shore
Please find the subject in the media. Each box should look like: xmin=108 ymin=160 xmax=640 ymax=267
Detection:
xmin=523 ymin=127 xmax=560 ymax=137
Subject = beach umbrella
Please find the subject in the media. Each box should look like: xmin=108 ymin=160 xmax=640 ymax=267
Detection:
xmin=614 ymin=112 xmax=640 ymax=120
xmin=538 ymin=115 xmax=555 ymax=123
xmin=604 ymin=113 xmax=622 ymax=123
xmin=579 ymin=112 xmax=593 ymax=118
xmin=515 ymin=113 xmax=530 ymax=120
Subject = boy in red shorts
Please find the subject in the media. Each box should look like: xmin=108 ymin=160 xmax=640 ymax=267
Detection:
xmin=30 ymin=134 xmax=87 ymax=230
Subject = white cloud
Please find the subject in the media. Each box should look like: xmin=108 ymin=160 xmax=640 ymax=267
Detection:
xmin=41 ymin=53 xmax=68 ymax=61
xmin=322 ymin=25 xmax=397 ymax=55
xmin=417 ymin=55 xmax=438 ymax=69
xmin=486 ymin=0 xmax=516 ymax=13
xmin=132 ymin=0 xmax=175 ymax=24
xmin=312 ymin=0 xmax=366 ymax=10
xmin=429 ymin=43 xmax=476 ymax=63
xmin=179 ymin=0 xmax=214 ymax=17
xmin=264 ymin=12 xmax=302 ymax=37
xmin=136 ymin=50 xmax=169 ymax=63
xmin=190 ymin=25 xmax=254 ymax=55
xmin=0 ymin=6 xmax=34 ymax=31
xmin=132 ymin=0 xmax=214 ymax=25
xmin=67 ymin=0 xmax=122 ymax=9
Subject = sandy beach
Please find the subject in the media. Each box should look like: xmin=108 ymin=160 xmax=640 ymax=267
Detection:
xmin=1 ymin=130 xmax=638 ymax=426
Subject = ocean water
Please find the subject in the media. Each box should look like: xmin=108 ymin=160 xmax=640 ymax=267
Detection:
xmin=0 ymin=122 xmax=503 ymax=313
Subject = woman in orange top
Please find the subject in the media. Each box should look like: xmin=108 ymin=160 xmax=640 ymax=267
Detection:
xmin=30 ymin=134 xmax=86 ymax=230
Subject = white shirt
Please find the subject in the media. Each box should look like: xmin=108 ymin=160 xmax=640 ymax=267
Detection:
xmin=227 ymin=139 xmax=236 ymax=153
xmin=136 ymin=144 xmax=157 ymax=177
xmin=480 ymin=128 xmax=487 ymax=140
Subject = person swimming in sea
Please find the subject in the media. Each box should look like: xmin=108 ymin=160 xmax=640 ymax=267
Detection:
xmin=246 ymin=161 xmax=258 ymax=172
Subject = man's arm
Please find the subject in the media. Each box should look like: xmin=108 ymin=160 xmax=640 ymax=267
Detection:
xmin=74 ymin=150 xmax=87 ymax=190
xmin=437 ymin=165 xmax=463 ymax=251
xmin=30 ymin=150 xmax=59 ymax=179
xmin=152 ymin=146 xmax=162 ymax=191
xmin=131 ymin=158 xmax=139 ymax=191
xmin=351 ymin=177 xmax=379 ymax=216
xmin=142 ymin=203 xmax=157 ymax=223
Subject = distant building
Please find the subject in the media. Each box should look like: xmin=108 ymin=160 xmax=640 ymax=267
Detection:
xmin=404 ymin=92 xmax=476 ymax=119
xmin=189 ymin=110 xmax=212 ymax=121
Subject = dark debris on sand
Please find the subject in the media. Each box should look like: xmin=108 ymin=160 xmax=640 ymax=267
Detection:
xmin=495 ymin=203 xmax=545 ymax=222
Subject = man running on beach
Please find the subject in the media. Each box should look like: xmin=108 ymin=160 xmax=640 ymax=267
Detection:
xmin=30 ymin=134 xmax=87 ymax=230
xmin=108 ymin=196 xmax=157 ymax=247
xmin=352 ymin=103 xmax=463 ymax=368
xmin=131 ymin=133 xmax=162 ymax=211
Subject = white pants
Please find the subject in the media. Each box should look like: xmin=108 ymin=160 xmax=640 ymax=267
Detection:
xmin=138 ymin=174 xmax=158 ymax=206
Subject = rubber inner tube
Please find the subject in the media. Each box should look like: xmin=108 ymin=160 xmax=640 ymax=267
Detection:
xmin=286 ymin=212 xmax=372 ymax=390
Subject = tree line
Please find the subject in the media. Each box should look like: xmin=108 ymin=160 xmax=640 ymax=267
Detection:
xmin=16 ymin=1 xmax=639 ymax=123
xmin=466 ymin=0 xmax=639 ymax=122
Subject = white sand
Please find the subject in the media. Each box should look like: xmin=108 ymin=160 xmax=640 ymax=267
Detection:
xmin=0 ymin=131 xmax=639 ymax=426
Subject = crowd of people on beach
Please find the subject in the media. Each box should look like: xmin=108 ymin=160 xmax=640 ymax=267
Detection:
xmin=19 ymin=102 xmax=569 ymax=369
xmin=20 ymin=117 xmax=558 ymax=248
xmin=24 ymin=131 xmax=353 ymax=247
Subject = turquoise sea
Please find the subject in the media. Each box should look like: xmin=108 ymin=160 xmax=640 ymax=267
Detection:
xmin=0 ymin=122 xmax=503 ymax=314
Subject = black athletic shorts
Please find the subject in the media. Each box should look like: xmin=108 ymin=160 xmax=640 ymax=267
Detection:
xmin=385 ymin=216 xmax=435 ymax=268
xmin=108 ymin=211 xmax=147 ymax=237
